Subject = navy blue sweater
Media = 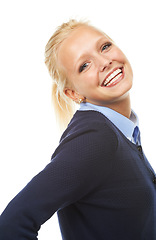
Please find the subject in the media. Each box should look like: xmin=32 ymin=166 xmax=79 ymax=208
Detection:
xmin=0 ymin=110 xmax=156 ymax=240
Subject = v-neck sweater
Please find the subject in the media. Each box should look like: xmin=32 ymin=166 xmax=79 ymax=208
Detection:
xmin=0 ymin=110 xmax=156 ymax=240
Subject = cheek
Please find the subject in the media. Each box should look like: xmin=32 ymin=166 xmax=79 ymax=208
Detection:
xmin=112 ymin=49 xmax=133 ymax=74
xmin=74 ymin=70 xmax=98 ymax=89
xmin=112 ymin=48 xmax=126 ymax=62
xmin=85 ymin=70 xmax=99 ymax=84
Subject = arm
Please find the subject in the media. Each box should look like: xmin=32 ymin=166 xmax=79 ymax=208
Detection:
xmin=0 ymin=120 xmax=117 ymax=240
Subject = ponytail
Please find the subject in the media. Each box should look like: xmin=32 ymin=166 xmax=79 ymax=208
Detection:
xmin=51 ymin=81 xmax=75 ymax=130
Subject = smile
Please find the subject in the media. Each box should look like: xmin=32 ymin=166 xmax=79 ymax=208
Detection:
xmin=102 ymin=67 xmax=124 ymax=87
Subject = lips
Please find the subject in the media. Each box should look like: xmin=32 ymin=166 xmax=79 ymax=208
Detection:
xmin=101 ymin=67 xmax=124 ymax=87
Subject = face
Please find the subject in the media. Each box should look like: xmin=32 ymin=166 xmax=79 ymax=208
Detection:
xmin=57 ymin=25 xmax=133 ymax=107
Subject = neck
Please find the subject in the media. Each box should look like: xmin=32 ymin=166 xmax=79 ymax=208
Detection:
xmin=104 ymin=94 xmax=131 ymax=119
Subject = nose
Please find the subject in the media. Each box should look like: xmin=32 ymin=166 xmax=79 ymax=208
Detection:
xmin=97 ymin=55 xmax=112 ymax=72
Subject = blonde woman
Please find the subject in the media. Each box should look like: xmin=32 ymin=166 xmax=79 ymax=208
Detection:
xmin=0 ymin=19 xmax=156 ymax=240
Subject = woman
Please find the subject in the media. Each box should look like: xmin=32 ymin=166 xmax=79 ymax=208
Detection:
xmin=0 ymin=19 xmax=156 ymax=240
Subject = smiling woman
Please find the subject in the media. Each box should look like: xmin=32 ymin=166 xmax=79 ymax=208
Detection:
xmin=0 ymin=19 xmax=156 ymax=240
xmin=45 ymin=20 xmax=133 ymax=130
xmin=57 ymin=24 xmax=133 ymax=117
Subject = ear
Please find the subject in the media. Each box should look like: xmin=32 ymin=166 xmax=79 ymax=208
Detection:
xmin=64 ymin=88 xmax=84 ymax=103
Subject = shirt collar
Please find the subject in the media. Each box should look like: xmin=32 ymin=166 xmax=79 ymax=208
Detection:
xmin=79 ymin=102 xmax=139 ymax=143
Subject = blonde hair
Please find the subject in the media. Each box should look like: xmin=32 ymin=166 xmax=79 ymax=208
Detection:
xmin=44 ymin=19 xmax=111 ymax=130
xmin=45 ymin=19 xmax=91 ymax=130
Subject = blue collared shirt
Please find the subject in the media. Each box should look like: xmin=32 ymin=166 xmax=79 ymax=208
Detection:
xmin=79 ymin=102 xmax=140 ymax=145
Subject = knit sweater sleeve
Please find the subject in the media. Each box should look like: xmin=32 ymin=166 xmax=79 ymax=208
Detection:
xmin=0 ymin=111 xmax=118 ymax=240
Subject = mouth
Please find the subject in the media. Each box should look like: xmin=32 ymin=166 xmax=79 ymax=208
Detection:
xmin=101 ymin=67 xmax=124 ymax=87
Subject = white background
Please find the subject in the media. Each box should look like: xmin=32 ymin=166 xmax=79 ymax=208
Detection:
xmin=0 ymin=0 xmax=156 ymax=239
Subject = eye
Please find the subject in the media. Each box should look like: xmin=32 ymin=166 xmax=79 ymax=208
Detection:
xmin=79 ymin=62 xmax=89 ymax=73
xmin=101 ymin=42 xmax=112 ymax=52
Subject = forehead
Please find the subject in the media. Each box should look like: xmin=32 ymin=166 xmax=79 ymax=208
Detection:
xmin=57 ymin=26 xmax=109 ymax=72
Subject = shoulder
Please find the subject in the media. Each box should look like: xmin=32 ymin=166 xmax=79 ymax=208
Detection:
xmin=63 ymin=110 xmax=117 ymax=136
xmin=58 ymin=110 xmax=118 ymax=152
xmin=70 ymin=109 xmax=108 ymax=127
xmin=51 ymin=110 xmax=118 ymax=181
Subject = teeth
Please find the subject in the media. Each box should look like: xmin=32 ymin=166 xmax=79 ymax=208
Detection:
xmin=106 ymin=73 xmax=122 ymax=86
xmin=104 ymin=68 xmax=122 ymax=86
